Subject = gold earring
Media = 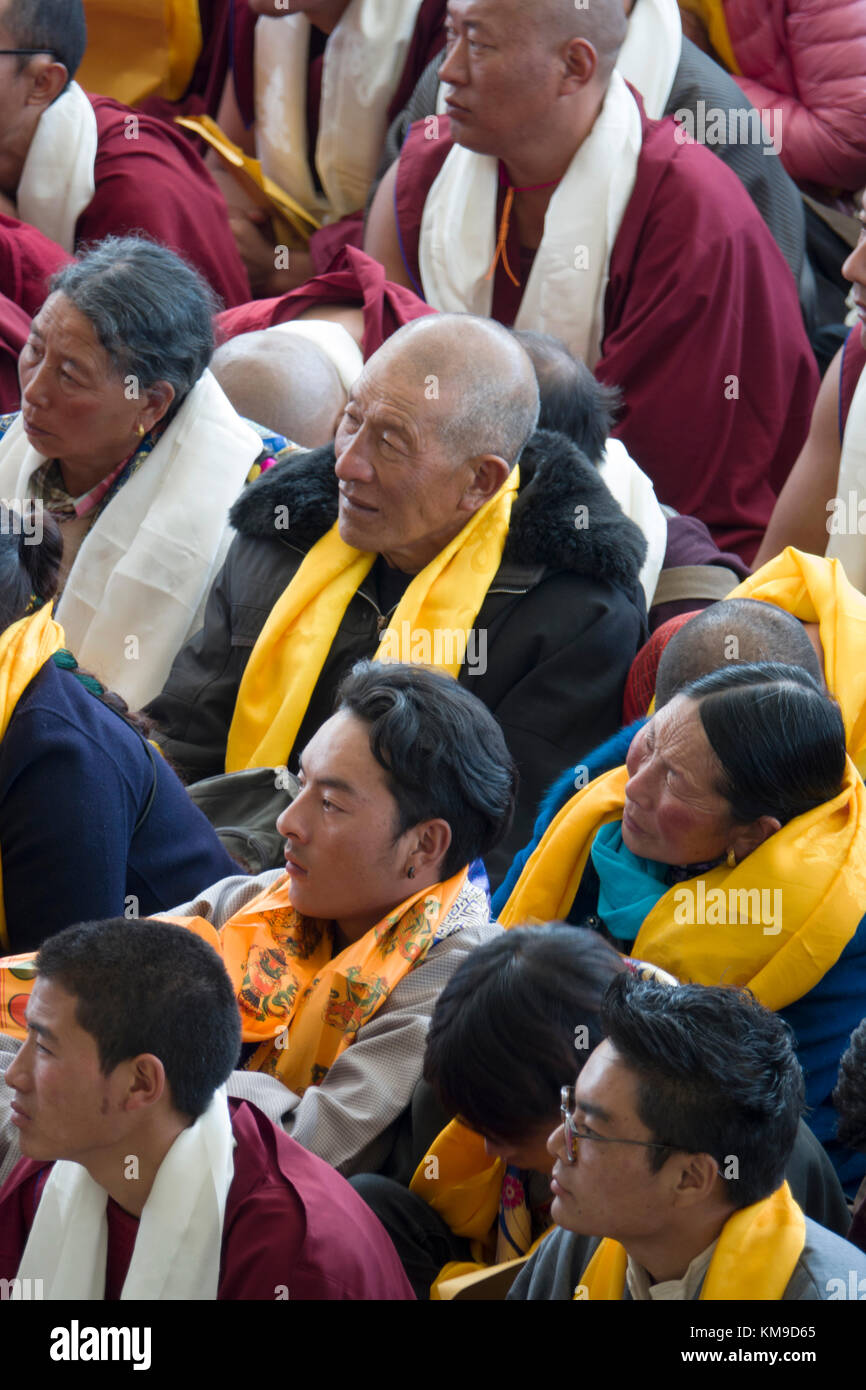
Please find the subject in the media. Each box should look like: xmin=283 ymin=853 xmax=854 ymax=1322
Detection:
xmin=137 ymin=423 xmax=146 ymax=438
xmin=726 ymin=848 xmax=737 ymax=869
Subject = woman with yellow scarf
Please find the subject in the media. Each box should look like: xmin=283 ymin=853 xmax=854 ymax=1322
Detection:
xmin=501 ymin=661 xmax=866 ymax=1193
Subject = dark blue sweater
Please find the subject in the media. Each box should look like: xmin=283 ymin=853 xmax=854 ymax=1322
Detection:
xmin=0 ymin=660 xmax=241 ymax=953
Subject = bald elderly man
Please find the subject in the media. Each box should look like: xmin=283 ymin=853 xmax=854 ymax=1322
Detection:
xmin=147 ymin=314 xmax=649 ymax=887
xmin=365 ymin=0 xmax=818 ymax=563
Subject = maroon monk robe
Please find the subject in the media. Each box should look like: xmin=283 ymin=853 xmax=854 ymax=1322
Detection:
xmin=79 ymin=95 xmax=250 ymax=308
xmin=0 ymin=213 xmax=72 ymax=318
xmin=140 ymin=0 xmax=233 ymax=125
xmin=231 ymin=0 xmax=447 ymax=272
xmin=387 ymin=108 xmax=820 ymax=563
xmin=0 ymin=216 xmax=70 ymax=414
xmin=0 ymin=293 xmax=30 ymax=413
xmin=215 ymin=244 xmax=436 ymax=360
xmin=0 ymin=1098 xmax=415 ymax=1300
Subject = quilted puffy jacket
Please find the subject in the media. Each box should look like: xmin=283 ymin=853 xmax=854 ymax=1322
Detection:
xmin=723 ymin=0 xmax=866 ymax=191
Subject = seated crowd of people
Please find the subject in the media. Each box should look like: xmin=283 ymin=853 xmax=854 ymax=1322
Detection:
xmin=2 ymin=0 xmax=866 ymax=1305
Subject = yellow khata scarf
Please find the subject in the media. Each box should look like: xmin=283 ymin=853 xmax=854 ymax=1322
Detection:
xmin=501 ymin=757 xmax=866 ymax=1014
xmin=77 ymin=0 xmax=202 ymax=106
xmin=408 ymin=1117 xmax=553 ymax=1298
xmin=677 ymin=0 xmax=740 ymax=74
xmin=174 ymin=115 xmax=322 ymax=249
xmin=164 ymin=868 xmax=468 ymax=1094
xmin=502 ymin=765 xmax=630 ymax=929
xmin=726 ymin=548 xmax=866 ymax=779
xmin=411 ymin=1120 xmax=504 ymax=1243
xmin=0 ymin=606 xmax=65 ymax=953
xmin=225 ymin=467 xmax=520 ymax=772
xmin=576 ymin=1182 xmax=804 ymax=1299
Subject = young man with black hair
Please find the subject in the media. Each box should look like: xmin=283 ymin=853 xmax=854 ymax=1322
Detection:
xmin=0 ymin=917 xmax=414 ymax=1300
xmin=509 ymin=976 xmax=866 ymax=1300
xmin=352 ymin=925 xmax=627 ymax=1296
xmin=171 ymin=660 xmax=513 ymax=1177
xmin=1 ymin=662 xmax=512 ymax=1183
xmin=352 ymin=933 xmax=850 ymax=1298
xmin=148 ymin=312 xmax=649 ymax=889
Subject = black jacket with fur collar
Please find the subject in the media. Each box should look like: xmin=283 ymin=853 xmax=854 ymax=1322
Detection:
xmin=148 ymin=429 xmax=648 ymax=887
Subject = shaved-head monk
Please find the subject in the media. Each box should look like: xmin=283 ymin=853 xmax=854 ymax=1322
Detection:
xmin=148 ymin=312 xmax=650 ymax=886
xmin=211 ymin=328 xmax=349 ymax=449
xmin=365 ymin=0 xmax=818 ymax=563
xmin=0 ymin=0 xmax=249 ymax=306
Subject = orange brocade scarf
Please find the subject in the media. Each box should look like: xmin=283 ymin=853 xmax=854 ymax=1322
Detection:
xmin=207 ymin=867 xmax=468 ymax=1093
xmin=0 ymin=870 xmax=469 ymax=1091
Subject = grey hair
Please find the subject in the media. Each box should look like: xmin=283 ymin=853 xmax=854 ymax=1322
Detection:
xmin=49 ymin=236 xmax=218 ymax=423
xmin=436 ymin=366 xmax=540 ymax=469
xmin=380 ymin=313 xmax=540 ymax=469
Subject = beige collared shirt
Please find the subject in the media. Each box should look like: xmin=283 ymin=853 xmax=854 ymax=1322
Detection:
xmin=626 ymin=1241 xmax=718 ymax=1301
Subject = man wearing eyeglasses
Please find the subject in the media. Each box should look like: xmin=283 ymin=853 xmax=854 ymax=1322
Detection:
xmin=509 ymin=974 xmax=866 ymax=1301
xmin=0 ymin=1 xmax=249 ymax=309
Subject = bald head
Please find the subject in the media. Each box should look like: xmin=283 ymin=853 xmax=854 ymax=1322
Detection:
xmin=513 ymin=0 xmax=627 ymax=78
xmin=655 ymin=599 xmax=825 ymax=708
xmin=210 ymin=330 xmax=347 ymax=449
xmin=368 ymin=314 xmax=540 ymax=467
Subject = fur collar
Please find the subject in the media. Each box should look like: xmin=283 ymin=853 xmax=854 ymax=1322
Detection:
xmin=230 ymin=429 xmax=647 ymax=590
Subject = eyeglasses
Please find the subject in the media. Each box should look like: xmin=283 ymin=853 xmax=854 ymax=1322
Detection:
xmin=560 ymin=1085 xmax=675 ymax=1165
xmin=0 ymin=49 xmax=57 ymax=58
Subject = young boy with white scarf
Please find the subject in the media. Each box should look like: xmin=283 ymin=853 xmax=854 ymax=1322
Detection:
xmin=0 ymin=917 xmax=414 ymax=1300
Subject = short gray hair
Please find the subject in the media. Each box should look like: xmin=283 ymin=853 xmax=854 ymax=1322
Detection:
xmin=436 ymin=364 xmax=540 ymax=469
xmin=379 ymin=314 xmax=540 ymax=469
xmin=49 ymin=236 xmax=218 ymax=423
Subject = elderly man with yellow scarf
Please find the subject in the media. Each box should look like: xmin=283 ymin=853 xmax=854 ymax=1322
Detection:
xmin=0 ymin=661 xmax=516 ymax=1179
xmin=508 ymin=972 xmax=866 ymax=1301
xmin=147 ymin=312 xmax=649 ymax=888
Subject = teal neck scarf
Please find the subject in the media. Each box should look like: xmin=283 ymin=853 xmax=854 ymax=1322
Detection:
xmin=589 ymin=821 xmax=670 ymax=942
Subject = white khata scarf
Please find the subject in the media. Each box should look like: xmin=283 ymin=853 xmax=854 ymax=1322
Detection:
xmin=14 ymin=1088 xmax=235 ymax=1301
xmin=616 ymin=0 xmax=683 ymax=120
xmin=419 ymin=71 xmax=642 ymax=369
xmin=827 ymin=353 xmax=866 ymax=591
xmin=255 ymin=0 xmax=424 ymax=224
xmin=0 ymin=370 xmax=263 ymax=707
xmin=599 ymin=438 xmax=668 ymax=607
xmin=16 ymin=81 xmax=98 ymax=254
